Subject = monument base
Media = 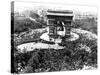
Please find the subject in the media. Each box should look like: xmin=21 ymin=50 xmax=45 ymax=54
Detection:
xmin=40 ymin=32 xmax=79 ymax=44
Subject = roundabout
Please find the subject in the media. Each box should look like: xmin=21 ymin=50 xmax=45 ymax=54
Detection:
xmin=40 ymin=31 xmax=79 ymax=43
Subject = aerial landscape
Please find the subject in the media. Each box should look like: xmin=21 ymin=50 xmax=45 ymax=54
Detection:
xmin=11 ymin=1 xmax=97 ymax=74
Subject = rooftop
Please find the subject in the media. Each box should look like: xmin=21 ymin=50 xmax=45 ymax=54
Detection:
xmin=47 ymin=9 xmax=73 ymax=16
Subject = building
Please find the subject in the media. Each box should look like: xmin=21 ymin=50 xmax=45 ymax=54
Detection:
xmin=46 ymin=9 xmax=73 ymax=39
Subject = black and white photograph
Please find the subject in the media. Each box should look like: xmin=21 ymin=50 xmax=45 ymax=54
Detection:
xmin=11 ymin=1 xmax=97 ymax=74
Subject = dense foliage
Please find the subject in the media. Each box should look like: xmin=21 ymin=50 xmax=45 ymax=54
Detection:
xmin=72 ymin=17 xmax=97 ymax=34
xmin=14 ymin=42 xmax=97 ymax=73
